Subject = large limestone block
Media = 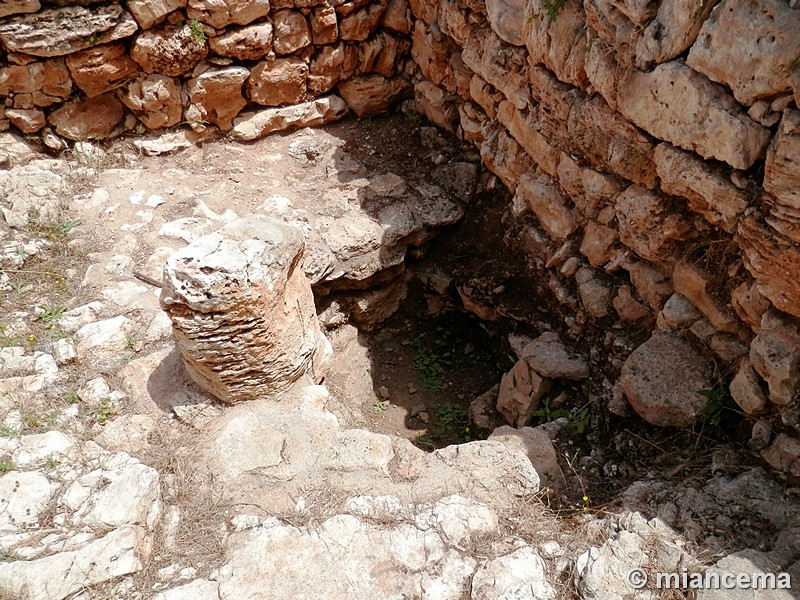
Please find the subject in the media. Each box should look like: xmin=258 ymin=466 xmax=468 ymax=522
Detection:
xmin=66 ymin=42 xmax=139 ymax=98
xmin=131 ymin=22 xmax=208 ymax=77
xmin=634 ymin=0 xmax=717 ymax=69
xmin=382 ymin=0 xmax=410 ymax=34
xmin=231 ymin=94 xmax=348 ymax=141
xmin=687 ymin=0 xmax=800 ymax=106
xmin=127 ymin=0 xmax=187 ymax=29
xmin=750 ymin=311 xmax=800 ymax=407
xmin=0 ymin=5 xmax=138 ymax=57
xmin=185 ymin=66 xmax=249 ymax=131
xmin=0 ymin=0 xmax=39 ymax=18
xmin=340 ymin=2 xmax=387 ymax=41
xmin=48 ymin=93 xmax=125 ymax=140
xmin=248 ymin=57 xmax=308 ymax=106
xmin=496 ymin=357 xmax=552 ymax=427
xmin=160 ymin=216 xmax=330 ymax=403
xmin=209 ymin=21 xmax=273 ymax=61
xmin=5 ymin=108 xmax=45 ymax=133
xmin=485 ymin=0 xmax=525 ymax=45
xmin=568 ymin=94 xmax=658 ymax=189
xmin=187 ymin=0 xmax=270 ymax=28
xmin=337 ymin=74 xmax=412 ymax=117
xmin=512 ymin=171 xmax=577 ymax=241
xmin=615 ymin=185 xmax=692 ymax=263
xmin=524 ymin=0 xmax=589 ymax=88
xmin=120 ymin=74 xmax=183 ymax=129
xmin=619 ymin=332 xmax=713 ymax=427
xmin=272 ymin=9 xmax=311 ymax=55
xmin=0 ymin=527 xmax=145 ymax=600
xmin=311 ymin=6 xmax=339 ymax=43
xmin=764 ymin=109 xmax=800 ymax=241
xmin=617 ymin=61 xmax=771 ymax=170
xmin=463 ymin=31 xmax=530 ymax=110
xmin=737 ymin=215 xmax=800 ymax=319
xmin=0 ymin=58 xmax=72 ymax=107
xmin=309 ymin=42 xmax=357 ymax=94
xmin=654 ymin=143 xmax=748 ymax=234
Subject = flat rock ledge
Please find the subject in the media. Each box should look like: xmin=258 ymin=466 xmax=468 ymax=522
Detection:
xmin=160 ymin=215 xmax=331 ymax=404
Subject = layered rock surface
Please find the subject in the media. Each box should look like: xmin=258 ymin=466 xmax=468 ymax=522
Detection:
xmin=160 ymin=216 xmax=330 ymax=403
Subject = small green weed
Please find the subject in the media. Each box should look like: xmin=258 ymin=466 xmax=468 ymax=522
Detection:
xmin=42 ymin=454 xmax=60 ymax=469
xmin=0 ymin=424 xmax=17 ymax=439
xmin=531 ymin=398 xmax=570 ymax=425
xmin=21 ymin=411 xmax=57 ymax=432
xmin=358 ymin=117 xmax=375 ymax=131
xmin=372 ymin=400 xmax=389 ymax=414
xmin=83 ymin=33 xmax=99 ymax=46
xmin=63 ymin=391 xmax=80 ymax=404
xmin=0 ymin=325 xmax=21 ymax=349
xmin=0 ymin=549 xmax=21 ymax=562
xmin=541 ymin=0 xmax=567 ymax=20
xmin=404 ymin=110 xmax=424 ymax=125
xmin=419 ymin=402 xmax=475 ymax=447
xmin=691 ymin=380 xmax=736 ymax=450
xmin=188 ymin=19 xmax=207 ymax=43
xmin=37 ymin=305 xmax=66 ymax=325
xmin=0 ymin=460 xmax=16 ymax=473
xmin=90 ymin=399 xmax=118 ymax=425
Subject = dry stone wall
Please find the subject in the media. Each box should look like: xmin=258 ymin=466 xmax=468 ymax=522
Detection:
xmin=2 ymin=0 xmax=800 ymax=475
xmin=0 ymin=0 xmax=414 ymax=140
xmin=406 ymin=0 xmax=800 ymax=473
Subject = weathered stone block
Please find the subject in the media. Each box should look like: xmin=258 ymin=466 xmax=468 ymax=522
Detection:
xmin=160 ymin=216 xmax=330 ymax=404
xmin=619 ymin=332 xmax=713 ymax=427
xmin=48 ymin=93 xmax=125 ymax=140
xmin=616 ymin=61 xmax=771 ymax=170
xmin=66 ymin=43 xmax=139 ymax=98
xmin=209 ymin=21 xmax=274 ymax=61
xmin=654 ymin=142 xmax=748 ymax=234
xmin=120 ymin=74 xmax=183 ymax=129
xmin=185 ymin=66 xmax=250 ymax=131
xmin=272 ymin=9 xmax=311 ymax=55
xmin=187 ymin=0 xmax=270 ymax=28
xmin=0 ymin=5 xmax=138 ymax=57
xmin=687 ymin=0 xmax=800 ymax=106
xmin=248 ymin=57 xmax=308 ymax=106
xmin=131 ymin=22 xmax=208 ymax=77
xmin=127 ymin=0 xmax=187 ymax=29
xmin=231 ymin=94 xmax=349 ymax=141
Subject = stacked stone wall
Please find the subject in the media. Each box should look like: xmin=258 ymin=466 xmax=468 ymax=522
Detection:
xmin=406 ymin=0 xmax=800 ymax=472
xmin=0 ymin=0 xmax=414 ymax=141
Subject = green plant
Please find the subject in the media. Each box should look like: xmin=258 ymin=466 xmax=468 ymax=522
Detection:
xmin=83 ymin=33 xmax=99 ymax=46
xmin=419 ymin=402 xmax=474 ymax=447
xmin=404 ymin=110 xmax=424 ymax=125
xmin=541 ymin=0 xmax=567 ymax=20
xmin=358 ymin=117 xmax=375 ymax=131
xmin=21 ymin=411 xmax=57 ymax=432
xmin=0 ymin=324 xmax=20 ymax=349
xmin=531 ymin=398 xmax=570 ymax=424
xmin=188 ymin=18 xmax=207 ymax=43
xmin=0 ymin=424 xmax=17 ymax=439
xmin=63 ymin=391 xmax=80 ymax=404
xmin=37 ymin=304 xmax=66 ymax=325
xmin=0 ymin=460 xmax=16 ymax=473
xmin=412 ymin=350 xmax=445 ymax=393
xmin=0 ymin=549 xmax=21 ymax=562
xmin=90 ymin=399 xmax=118 ymax=425
xmin=568 ymin=405 xmax=591 ymax=435
xmin=42 ymin=454 xmax=60 ymax=469
xmin=125 ymin=335 xmax=140 ymax=350
xmin=371 ymin=400 xmax=389 ymax=414
xmin=692 ymin=382 xmax=735 ymax=449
